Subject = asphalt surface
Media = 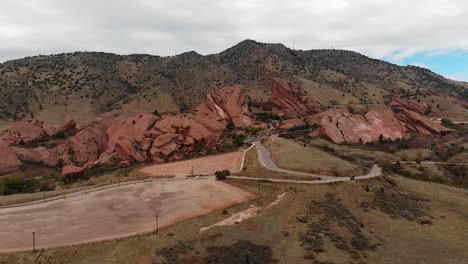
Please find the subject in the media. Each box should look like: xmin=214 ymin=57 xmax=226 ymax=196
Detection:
xmin=229 ymin=140 xmax=382 ymax=184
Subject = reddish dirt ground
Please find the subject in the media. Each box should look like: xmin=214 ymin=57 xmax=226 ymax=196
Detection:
xmin=0 ymin=178 xmax=255 ymax=253
xmin=139 ymin=151 xmax=244 ymax=177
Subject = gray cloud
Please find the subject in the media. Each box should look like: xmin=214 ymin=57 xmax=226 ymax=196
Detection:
xmin=0 ymin=0 xmax=467 ymax=64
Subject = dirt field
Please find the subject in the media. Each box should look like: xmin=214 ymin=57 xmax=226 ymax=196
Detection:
xmin=0 ymin=178 xmax=255 ymax=252
xmin=139 ymin=152 xmax=243 ymax=177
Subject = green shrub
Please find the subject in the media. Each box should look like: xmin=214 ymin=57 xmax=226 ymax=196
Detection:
xmin=441 ymin=118 xmax=454 ymax=128
xmin=215 ymin=170 xmax=230 ymax=180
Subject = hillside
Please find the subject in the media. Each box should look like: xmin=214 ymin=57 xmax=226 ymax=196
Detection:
xmin=0 ymin=40 xmax=467 ymax=124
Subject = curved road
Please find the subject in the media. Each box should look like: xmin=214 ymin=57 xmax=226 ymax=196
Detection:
xmin=230 ymin=140 xmax=382 ymax=184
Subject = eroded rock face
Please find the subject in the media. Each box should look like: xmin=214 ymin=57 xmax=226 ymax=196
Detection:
xmin=0 ymin=120 xmax=46 ymax=145
xmin=10 ymin=146 xmax=60 ymax=167
xmin=395 ymin=109 xmax=453 ymax=135
xmin=0 ymin=146 xmax=21 ymax=175
xmin=270 ymin=77 xmax=322 ymax=118
xmin=195 ymin=84 xmax=254 ymax=127
xmin=307 ymin=108 xmax=451 ymax=144
xmin=389 ymin=98 xmax=430 ymax=115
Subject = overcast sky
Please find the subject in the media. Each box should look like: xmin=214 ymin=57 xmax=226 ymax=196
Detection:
xmin=1 ymin=0 xmax=467 ymax=81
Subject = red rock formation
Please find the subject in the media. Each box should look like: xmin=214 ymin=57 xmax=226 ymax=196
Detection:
xmin=389 ymin=98 xmax=430 ymax=115
xmin=0 ymin=146 xmax=21 ymax=175
xmin=278 ymin=118 xmax=306 ymax=130
xmin=10 ymin=146 xmax=60 ymax=167
xmin=0 ymin=85 xmax=260 ymax=175
xmin=270 ymin=77 xmax=322 ymax=118
xmin=0 ymin=120 xmax=46 ymax=145
xmin=307 ymin=107 xmax=452 ymax=144
xmin=395 ymin=109 xmax=452 ymax=135
xmin=62 ymin=165 xmax=84 ymax=178
xmin=195 ymin=84 xmax=254 ymax=127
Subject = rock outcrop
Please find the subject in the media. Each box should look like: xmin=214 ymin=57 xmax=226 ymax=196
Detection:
xmin=278 ymin=118 xmax=306 ymax=130
xmin=10 ymin=146 xmax=60 ymax=167
xmin=394 ymin=109 xmax=453 ymax=135
xmin=0 ymin=120 xmax=77 ymax=146
xmin=389 ymin=98 xmax=430 ymax=115
xmin=195 ymin=84 xmax=254 ymax=127
xmin=307 ymin=108 xmax=451 ymax=144
xmin=0 ymin=146 xmax=21 ymax=175
xmin=270 ymin=77 xmax=322 ymax=118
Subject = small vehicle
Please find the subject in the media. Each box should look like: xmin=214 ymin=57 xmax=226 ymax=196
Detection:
xmin=350 ymin=176 xmax=356 ymax=180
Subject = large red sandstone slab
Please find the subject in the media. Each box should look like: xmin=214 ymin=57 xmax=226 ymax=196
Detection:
xmin=270 ymin=77 xmax=322 ymax=118
xmin=0 ymin=147 xmax=21 ymax=175
xmin=307 ymin=108 xmax=452 ymax=144
xmin=195 ymin=85 xmax=254 ymax=127
xmin=10 ymin=146 xmax=60 ymax=167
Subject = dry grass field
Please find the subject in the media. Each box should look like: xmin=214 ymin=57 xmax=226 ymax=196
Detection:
xmin=395 ymin=148 xmax=434 ymax=161
xmin=235 ymin=148 xmax=317 ymax=181
xmin=265 ymin=137 xmax=361 ymax=176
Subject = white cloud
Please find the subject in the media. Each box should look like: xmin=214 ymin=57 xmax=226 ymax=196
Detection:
xmin=0 ymin=0 xmax=467 ymax=62
xmin=410 ymin=62 xmax=429 ymax=68
xmin=445 ymin=73 xmax=468 ymax=82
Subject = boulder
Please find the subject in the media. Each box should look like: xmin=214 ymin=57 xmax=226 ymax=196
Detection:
xmin=119 ymin=160 xmax=131 ymax=168
xmin=279 ymin=118 xmax=306 ymax=130
xmin=183 ymin=137 xmax=195 ymax=146
xmin=153 ymin=133 xmax=179 ymax=148
xmin=114 ymin=139 xmax=147 ymax=163
xmin=65 ymin=124 xmax=108 ymax=166
xmin=159 ymin=141 xmax=179 ymax=156
xmin=141 ymin=138 xmax=154 ymax=151
xmin=106 ymin=114 xmax=157 ymax=147
xmin=62 ymin=165 xmax=84 ymax=178
xmin=0 ymin=147 xmax=21 ymax=175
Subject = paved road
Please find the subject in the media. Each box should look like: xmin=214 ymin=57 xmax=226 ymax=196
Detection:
xmin=395 ymin=161 xmax=467 ymax=165
xmin=230 ymin=140 xmax=382 ymax=184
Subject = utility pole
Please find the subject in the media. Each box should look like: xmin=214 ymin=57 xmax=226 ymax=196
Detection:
xmin=43 ymin=192 xmax=46 ymax=203
xmin=191 ymin=166 xmax=194 ymax=177
xmin=32 ymin=232 xmax=36 ymax=253
xmin=154 ymin=209 xmax=159 ymax=234
xmin=293 ymin=39 xmax=295 ymax=50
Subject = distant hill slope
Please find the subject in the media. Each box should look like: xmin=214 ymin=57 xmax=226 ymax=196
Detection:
xmin=0 ymin=39 xmax=466 ymax=123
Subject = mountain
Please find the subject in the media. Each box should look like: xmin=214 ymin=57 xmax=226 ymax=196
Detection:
xmin=0 ymin=39 xmax=467 ymax=124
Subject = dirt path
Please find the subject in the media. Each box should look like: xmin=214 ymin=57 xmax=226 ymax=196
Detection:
xmin=0 ymin=178 xmax=255 ymax=253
